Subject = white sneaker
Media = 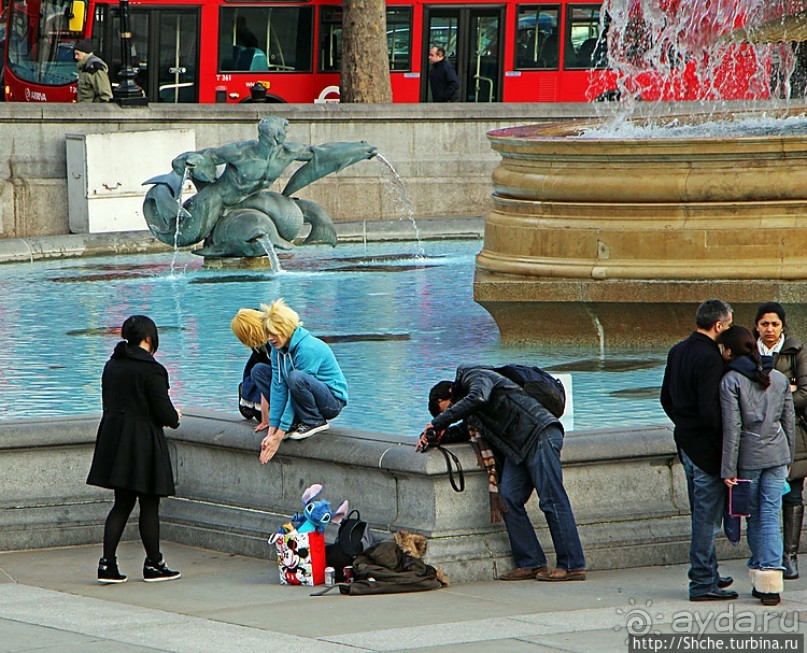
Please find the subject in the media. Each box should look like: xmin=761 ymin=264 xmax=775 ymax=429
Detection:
xmin=288 ymin=422 xmax=329 ymax=440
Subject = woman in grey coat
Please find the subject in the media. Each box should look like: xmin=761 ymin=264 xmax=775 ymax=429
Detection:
xmin=719 ymin=326 xmax=795 ymax=606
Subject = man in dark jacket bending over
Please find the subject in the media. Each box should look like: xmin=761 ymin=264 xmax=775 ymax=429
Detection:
xmin=423 ymin=366 xmax=586 ymax=581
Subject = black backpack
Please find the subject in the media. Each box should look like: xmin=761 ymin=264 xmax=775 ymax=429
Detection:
xmin=325 ymin=510 xmax=375 ymax=581
xmin=493 ymin=363 xmax=566 ymax=418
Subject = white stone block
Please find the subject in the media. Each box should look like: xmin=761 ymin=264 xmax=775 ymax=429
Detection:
xmin=66 ymin=129 xmax=196 ymax=234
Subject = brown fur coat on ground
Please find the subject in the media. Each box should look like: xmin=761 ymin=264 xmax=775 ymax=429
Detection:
xmin=393 ymin=531 xmax=449 ymax=586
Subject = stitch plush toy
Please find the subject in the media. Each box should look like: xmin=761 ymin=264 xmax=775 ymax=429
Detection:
xmin=292 ymin=483 xmax=349 ymax=533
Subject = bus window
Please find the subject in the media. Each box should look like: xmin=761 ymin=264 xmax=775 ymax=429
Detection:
xmin=515 ymin=5 xmax=559 ymax=69
xmin=219 ymin=7 xmax=312 ymax=72
xmin=321 ymin=6 xmax=412 ymax=73
xmin=7 ymin=0 xmax=81 ymax=86
xmin=564 ymin=4 xmax=606 ymax=70
xmin=470 ymin=12 xmax=500 ymax=101
xmin=428 ymin=15 xmax=458 ymax=60
xmin=387 ymin=6 xmax=411 ymax=71
xmin=0 ymin=3 xmax=6 ymax=73
xmin=319 ymin=6 xmax=341 ymax=72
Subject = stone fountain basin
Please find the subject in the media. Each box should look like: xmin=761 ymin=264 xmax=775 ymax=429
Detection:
xmin=488 ymin=118 xmax=807 ymax=203
xmin=481 ymin=117 xmax=807 ymax=280
xmin=475 ymin=115 xmax=807 ymax=346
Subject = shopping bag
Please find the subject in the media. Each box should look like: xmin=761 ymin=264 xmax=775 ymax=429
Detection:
xmin=270 ymin=528 xmax=326 ymax=586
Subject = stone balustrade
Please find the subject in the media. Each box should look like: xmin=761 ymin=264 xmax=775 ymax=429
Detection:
xmin=0 ymin=410 xmax=752 ymax=583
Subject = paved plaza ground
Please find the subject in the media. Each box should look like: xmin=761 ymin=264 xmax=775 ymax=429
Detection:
xmin=2 ymin=226 xmax=805 ymax=651
xmin=1 ymin=541 xmax=806 ymax=652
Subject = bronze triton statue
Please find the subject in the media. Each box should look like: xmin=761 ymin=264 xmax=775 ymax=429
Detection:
xmin=143 ymin=117 xmax=377 ymax=258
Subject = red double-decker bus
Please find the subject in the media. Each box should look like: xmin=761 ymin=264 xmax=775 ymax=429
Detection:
xmin=0 ymin=0 xmax=777 ymax=103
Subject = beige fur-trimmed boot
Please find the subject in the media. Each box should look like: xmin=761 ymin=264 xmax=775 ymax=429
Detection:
xmin=751 ymin=569 xmax=783 ymax=606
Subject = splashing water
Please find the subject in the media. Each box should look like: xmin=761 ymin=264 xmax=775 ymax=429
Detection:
xmin=169 ymin=167 xmax=192 ymax=276
xmin=259 ymin=238 xmax=283 ymax=274
xmin=375 ymin=154 xmax=425 ymax=257
xmin=596 ymin=0 xmax=804 ymax=129
xmin=579 ymin=112 xmax=807 ymax=139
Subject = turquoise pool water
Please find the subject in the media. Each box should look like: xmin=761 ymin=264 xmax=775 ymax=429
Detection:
xmin=0 ymin=239 xmax=670 ymax=434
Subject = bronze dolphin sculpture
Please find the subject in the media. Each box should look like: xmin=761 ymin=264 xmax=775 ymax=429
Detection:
xmin=283 ymin=142 xmax=378 ymax=197
xmin=141 ymin=119 xmax=376 ymax=258
xmin=192 ymin=194 xmax=338 ymax=258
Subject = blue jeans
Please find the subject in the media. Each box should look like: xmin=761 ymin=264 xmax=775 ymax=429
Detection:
xmin=680 ymin=450 xmax=725 ymax=597
xmin=741 ymin=465 xmax=787 ymax=571
xmin=251 ymin=364 xmax=344 ymax=427
xmin=241 ymin=361 xmax=262 ymax=405
xmin=498 ymin=424 xmax=586 ymax=571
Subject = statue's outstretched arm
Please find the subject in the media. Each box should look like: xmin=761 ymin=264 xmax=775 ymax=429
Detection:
xmin=171 ymin=147 xmax=228 ymax=183
xmin=284 ymin=142 xmax=314 ymax=162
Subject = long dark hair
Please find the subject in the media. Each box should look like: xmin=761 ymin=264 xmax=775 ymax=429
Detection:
xmin=718 ymin=325 xmax=770 ymax=387
xmin=121 ymin=315 xmax=159 ymax=353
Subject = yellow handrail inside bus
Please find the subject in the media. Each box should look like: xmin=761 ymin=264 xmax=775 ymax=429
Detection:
xmin=69 ymin=0 xmax=87 ymax=32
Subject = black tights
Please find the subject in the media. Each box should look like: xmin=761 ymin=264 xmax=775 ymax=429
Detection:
xmin=103 ymin=488 xmax=161 ymax=561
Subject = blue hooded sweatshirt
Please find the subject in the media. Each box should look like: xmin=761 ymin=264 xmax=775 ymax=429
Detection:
xmin=268 ymin=326 xmax=348 ymax=431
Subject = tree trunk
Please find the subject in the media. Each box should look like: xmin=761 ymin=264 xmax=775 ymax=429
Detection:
xmin=341 ymin=0 xmax=393 ymax=103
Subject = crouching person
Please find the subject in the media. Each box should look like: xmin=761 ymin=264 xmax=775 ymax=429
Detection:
xmin=231 ymin=308 xmax=272 ymax=428
xmin=423 ymin=366 xmax=586 ymax=581
xmin=252 ymin=298 xmax=348 ymax=463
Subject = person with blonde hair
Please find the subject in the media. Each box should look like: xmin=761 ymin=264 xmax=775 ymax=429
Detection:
xmin=231 ymin=308 xmax=272 ymax=428
xmin=251 ymin=298 xmax=348 ymax=463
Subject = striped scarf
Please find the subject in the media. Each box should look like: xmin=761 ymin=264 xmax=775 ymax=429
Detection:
xmin=466 ymin=416 xmax=507 ymax=524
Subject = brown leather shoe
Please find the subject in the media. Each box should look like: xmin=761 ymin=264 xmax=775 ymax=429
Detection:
xmin=535 ymin=568 xmax=586 ymax=582
xmin=498 ymin=566 xmax=547 ymax=581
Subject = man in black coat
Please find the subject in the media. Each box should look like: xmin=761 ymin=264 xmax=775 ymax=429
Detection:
xmin=661 ymin=298 xmax=737 ymax=601
xmin=428 ymin=46 xmax=460 ymax=102
xmin=423 ymin=366 xmax=586 ymax=581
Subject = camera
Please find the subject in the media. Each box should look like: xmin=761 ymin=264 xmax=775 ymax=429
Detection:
xmin=416 ymin=427 xmax=442 ymax=453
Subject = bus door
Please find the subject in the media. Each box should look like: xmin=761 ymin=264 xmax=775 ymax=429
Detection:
xmin=423 ymin=6 xmax=504 ymax=102
xmin=94 ymin=5 xmax=199 ymax=102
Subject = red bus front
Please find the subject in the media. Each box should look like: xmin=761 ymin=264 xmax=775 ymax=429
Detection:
xmin=3 ymin=0 xmax=85 ymax=101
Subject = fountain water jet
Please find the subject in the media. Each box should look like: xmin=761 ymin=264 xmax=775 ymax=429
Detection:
xmin=376 ymin=154 xmax=426 ymax=257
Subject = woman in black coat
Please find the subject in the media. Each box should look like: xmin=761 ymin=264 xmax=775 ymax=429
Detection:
xmin=87 ymin=315 xmax=182 ymax=584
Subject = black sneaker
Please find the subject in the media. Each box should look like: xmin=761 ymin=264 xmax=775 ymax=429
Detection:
xmin=288 ymin=422 xmax=329 ymax=440
xmin=98 ymin=556 xmax=127 ymax=584
xmin=143 ymin=556 xmax=181 ymax=582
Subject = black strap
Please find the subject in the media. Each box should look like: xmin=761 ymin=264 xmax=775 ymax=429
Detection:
xmin=436 ymin=445 xmax=465 ymax=493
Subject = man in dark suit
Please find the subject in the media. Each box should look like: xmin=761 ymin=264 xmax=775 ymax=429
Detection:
xmin=428 ymin=46 xmax=460 ymax=102
xmin=661 ymin=299 xmax=737 ymax=601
